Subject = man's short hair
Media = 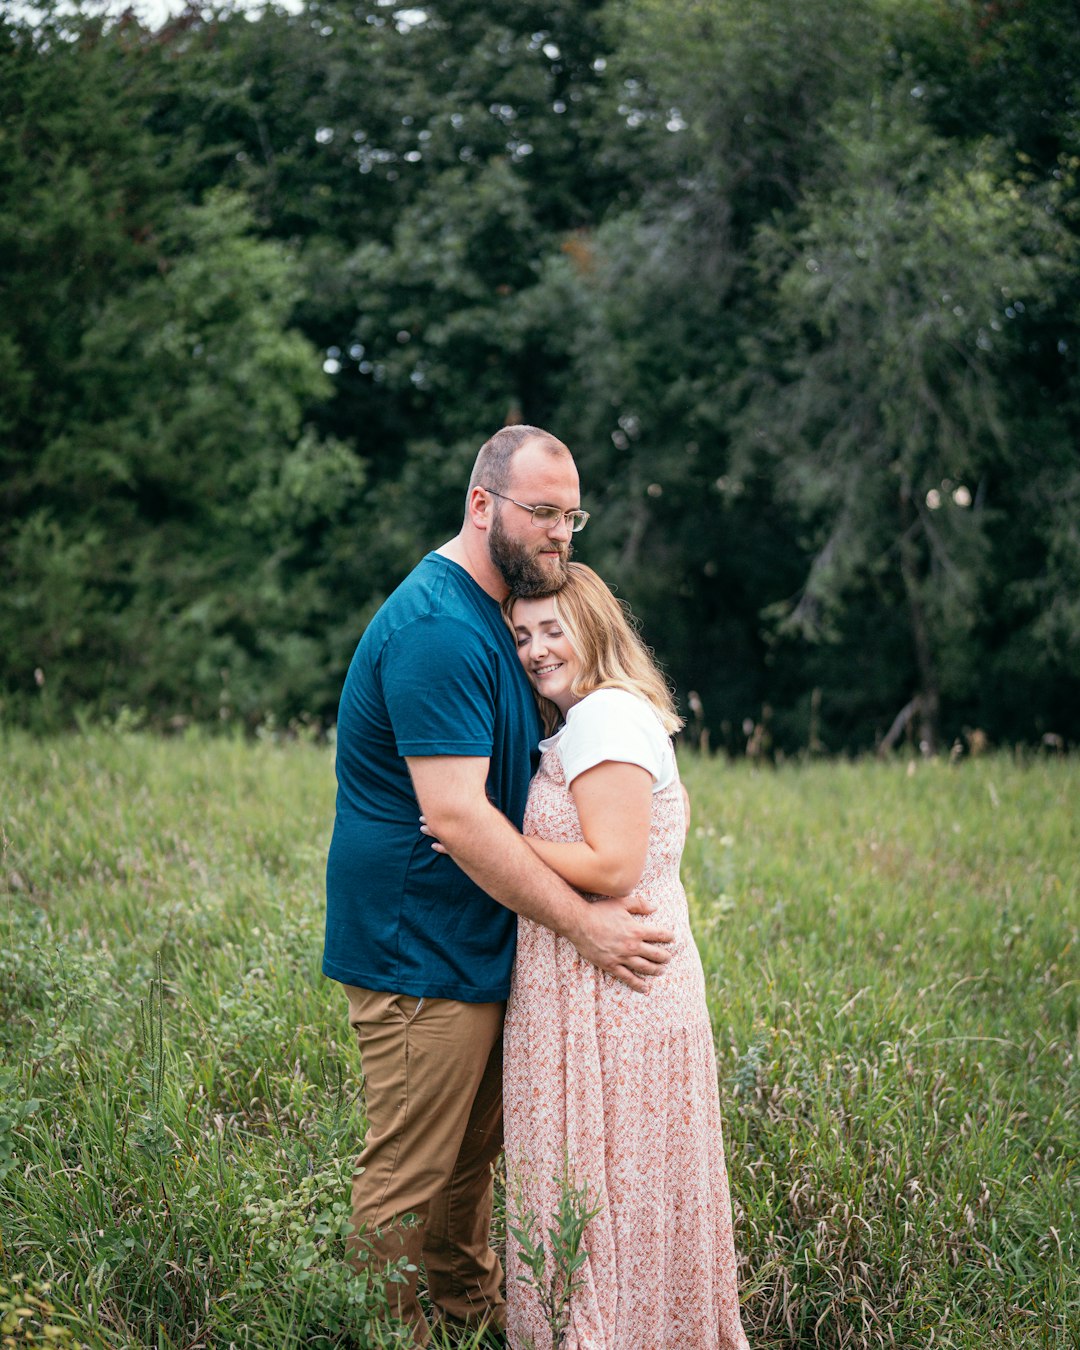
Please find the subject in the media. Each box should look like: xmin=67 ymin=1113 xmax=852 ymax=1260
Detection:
xmin=467 ymin=425 xmax=568 ymax=500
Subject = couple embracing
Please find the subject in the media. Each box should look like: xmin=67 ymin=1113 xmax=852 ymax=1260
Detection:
xmin=324 ymin=426 xmax=749 ymax=1349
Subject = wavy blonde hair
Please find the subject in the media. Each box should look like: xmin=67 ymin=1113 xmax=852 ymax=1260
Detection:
xmin=504 ymin=563 xmax=683 ymax=738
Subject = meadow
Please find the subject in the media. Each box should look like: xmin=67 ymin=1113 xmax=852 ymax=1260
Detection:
xmin=1 ymin=731 xmax=1076 ymax=1349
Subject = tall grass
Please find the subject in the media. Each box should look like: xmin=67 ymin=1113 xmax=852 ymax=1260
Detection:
xmin=682 ymin=754 xmax=1078 ymax=1348
xmin=1 ymin=731 xmax=1076 ymax=1347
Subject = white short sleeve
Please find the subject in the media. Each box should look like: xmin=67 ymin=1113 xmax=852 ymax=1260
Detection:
xmin=553 ymin=689 xmax=676 ymax=792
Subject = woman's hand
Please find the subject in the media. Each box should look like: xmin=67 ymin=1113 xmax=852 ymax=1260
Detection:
xmin=419 ymin=814 xmax=449 ymax=854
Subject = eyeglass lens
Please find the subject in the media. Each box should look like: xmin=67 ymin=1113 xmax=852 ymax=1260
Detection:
xmin=532 ymin=506 xmax=588 ymax=532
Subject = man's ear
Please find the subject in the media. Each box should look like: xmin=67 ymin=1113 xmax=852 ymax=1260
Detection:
xmin=466 ymin=485 xmax=493 ymax=532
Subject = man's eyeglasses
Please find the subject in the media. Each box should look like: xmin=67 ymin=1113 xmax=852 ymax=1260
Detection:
xmin=483 ymin=488 xmax=590 ymax=533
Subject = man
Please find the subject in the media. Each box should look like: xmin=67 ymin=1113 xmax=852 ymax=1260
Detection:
xmin=324 ymin=425 xmax=673 ymax=1345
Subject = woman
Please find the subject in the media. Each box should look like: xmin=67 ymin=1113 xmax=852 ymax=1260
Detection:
xmin=430 ymin=563 xmax=749 ymax=1349
xmin=505 ymin=563 xmax=750 ymax=1350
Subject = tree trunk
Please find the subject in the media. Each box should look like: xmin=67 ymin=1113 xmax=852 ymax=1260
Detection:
xmin=898 ymin=489 xmax=941 ymax=755
xmin=878 ymin=696 xmax=918 ymax=757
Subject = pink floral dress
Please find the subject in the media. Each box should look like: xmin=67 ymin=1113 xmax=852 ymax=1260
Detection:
xmin=503 ymin=705 xmax=750 ymax=1349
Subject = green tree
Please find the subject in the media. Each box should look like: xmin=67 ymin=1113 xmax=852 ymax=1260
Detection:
xmin=516 ymin=0 xmax=888 ymax=746
xmin=539 ymin=0 xmax=1080 ymax=750
xmin=1 ymin=186 xmax=361 ymax=724
xmin=0 ymin=9 xmax=387 ymax=728
xmin=729 ymin=94 xmax=1070 ymax=751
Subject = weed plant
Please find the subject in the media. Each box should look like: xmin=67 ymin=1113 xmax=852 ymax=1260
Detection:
xmin=1 ymin=730 xmax=1076 ymax=1348
xmin=507 ymin=1161 xmax=600 ymax=1348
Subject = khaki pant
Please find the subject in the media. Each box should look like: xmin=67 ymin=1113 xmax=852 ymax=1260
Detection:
xmin=344 ymin=986 xmax=506 ymax=1345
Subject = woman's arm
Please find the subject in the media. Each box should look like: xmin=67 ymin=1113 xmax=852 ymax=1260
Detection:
xmin=523 ymin=760 xmax=653 ymax=895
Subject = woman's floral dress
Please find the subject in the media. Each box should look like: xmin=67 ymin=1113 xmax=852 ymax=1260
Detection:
xmin=503 ymin=700 xmax=750 ymax=1350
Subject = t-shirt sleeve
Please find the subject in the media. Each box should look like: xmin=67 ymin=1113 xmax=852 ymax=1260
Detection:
xmin=557 ymin=689 xmax=673 ymax=788
xmin=382 ymin=614 xmax=496 ymax=757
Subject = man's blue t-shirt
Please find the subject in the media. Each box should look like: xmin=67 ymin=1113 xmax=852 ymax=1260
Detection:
xmin=323 ymin=552 xmax=541 ymax=1002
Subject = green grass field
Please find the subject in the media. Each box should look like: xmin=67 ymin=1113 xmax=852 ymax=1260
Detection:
xmin=1 ymin=732 xmax=1076 ymax=1348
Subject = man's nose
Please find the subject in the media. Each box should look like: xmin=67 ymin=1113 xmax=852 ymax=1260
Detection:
xmin=546 ymin=514 xmax=573 ymax=543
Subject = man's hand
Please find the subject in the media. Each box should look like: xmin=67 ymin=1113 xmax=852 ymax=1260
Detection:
xmin=567 ymin=895 xmax=674 ymax=995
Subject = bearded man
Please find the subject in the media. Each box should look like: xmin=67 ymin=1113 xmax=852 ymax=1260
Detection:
xmin=323 ymin=425 xmax=673 ymax=1345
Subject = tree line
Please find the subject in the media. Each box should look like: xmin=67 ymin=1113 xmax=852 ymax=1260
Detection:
xmin=2 ymin=0 xmax=1078 ymax=753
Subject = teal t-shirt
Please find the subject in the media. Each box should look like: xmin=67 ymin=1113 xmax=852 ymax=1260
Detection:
xmin=323 ymin=553 xmax=541 ymax=1002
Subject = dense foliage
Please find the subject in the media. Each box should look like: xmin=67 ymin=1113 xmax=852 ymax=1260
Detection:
xmin=2 ymin=0 xmax=1078 ymax=751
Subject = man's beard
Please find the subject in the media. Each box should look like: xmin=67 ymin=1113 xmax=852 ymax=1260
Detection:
xmin=489 ymin=509 xmax=572 ymax=597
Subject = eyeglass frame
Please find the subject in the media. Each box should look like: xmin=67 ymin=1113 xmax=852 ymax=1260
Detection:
xmin=482 ymin=487 xmax=590 ymax=533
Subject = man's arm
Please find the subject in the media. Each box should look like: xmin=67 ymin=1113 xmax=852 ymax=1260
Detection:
xmin=407 ymin=755 xmax=673 ymax=994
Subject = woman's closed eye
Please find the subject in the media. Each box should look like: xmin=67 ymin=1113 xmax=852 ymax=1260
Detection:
xmin=516 ymin=627 xmax=563 ymax=647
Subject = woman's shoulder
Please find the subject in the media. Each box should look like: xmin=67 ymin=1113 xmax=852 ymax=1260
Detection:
xmin=557 ymin=687 xmax=675 ymax=789
xmin=566 ymin=687 xmax=665 ymax=730
xmin=563 ymin=688 xmax=672 ymax=757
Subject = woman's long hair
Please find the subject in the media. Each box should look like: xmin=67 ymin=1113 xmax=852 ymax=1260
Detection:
xmin=504 ymin=563 xmax=683 ymax=738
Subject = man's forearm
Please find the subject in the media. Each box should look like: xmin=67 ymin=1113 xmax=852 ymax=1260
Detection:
xmin=433 ymin=800 xmax=592 ymax=943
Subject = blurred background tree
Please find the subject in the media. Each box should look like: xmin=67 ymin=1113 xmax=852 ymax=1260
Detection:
xmin=1 ymin=0 xmax=1077 ymax=749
